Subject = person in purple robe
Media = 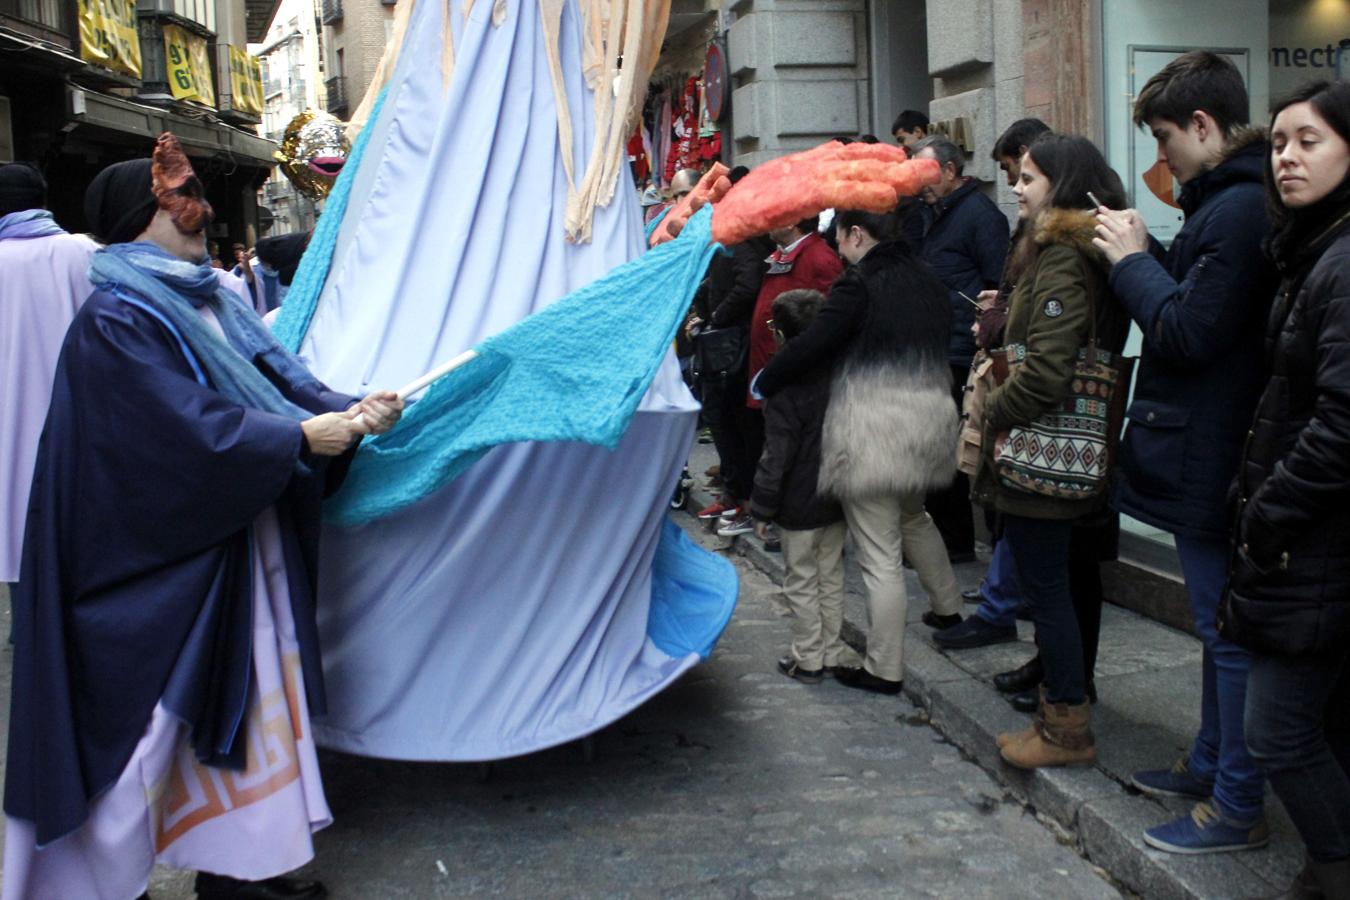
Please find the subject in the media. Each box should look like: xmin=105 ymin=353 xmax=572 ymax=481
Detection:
xmin=0 ymin=163 xmax=97 ymax=587
xmin=2 ymin=135 xmax=403 ymax=900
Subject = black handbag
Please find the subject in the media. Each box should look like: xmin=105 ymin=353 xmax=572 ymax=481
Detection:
xmin=694 ymin=325 xmax=748 ymax=380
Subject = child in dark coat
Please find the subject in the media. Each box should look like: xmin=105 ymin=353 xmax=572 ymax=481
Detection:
xmin=750 ymin=289 xmax=856 ymax=682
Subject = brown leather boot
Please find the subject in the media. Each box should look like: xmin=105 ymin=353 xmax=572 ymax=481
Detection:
xmin=1000 ymin=699 xmax=1096 ymax=769
xmin=996 ymin=686 xmax=1045 ymax=749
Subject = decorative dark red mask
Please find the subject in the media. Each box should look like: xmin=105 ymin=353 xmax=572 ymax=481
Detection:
xmin=152 ymin=132 xmax=213 ymax=233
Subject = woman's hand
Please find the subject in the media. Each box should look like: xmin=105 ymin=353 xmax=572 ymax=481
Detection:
xmin=301 ymin=409 xmax=368 ymax=456
xmin=358 ymin=390 xmax=404 ymax=435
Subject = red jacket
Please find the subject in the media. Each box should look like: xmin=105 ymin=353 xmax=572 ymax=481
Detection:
xmin=747 ymin=232 xmax=842 ymax=408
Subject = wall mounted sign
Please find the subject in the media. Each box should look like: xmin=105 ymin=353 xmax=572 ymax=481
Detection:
xmin=704 ymin=40 xmax=728 ymax=123
xmin=163 ymin=23 xmax=216 ymax=107
xmin=229 ymin=45 xmax=264 ymax=116
xmin=929 ymin=116 xmax=973 ymax=152
xmin=77 ymin=0 xmax=142 ymax=79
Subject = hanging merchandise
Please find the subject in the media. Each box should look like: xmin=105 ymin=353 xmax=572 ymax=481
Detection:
xmin=654 ymin=91 xmax=672 ymax=188
xmin=664 ymin=76 xmax=701 ymax=182
xmin=699 ymin=128 xmax=721 ymax=162
xmin=626 ymin=125 xmax=650 ymax=184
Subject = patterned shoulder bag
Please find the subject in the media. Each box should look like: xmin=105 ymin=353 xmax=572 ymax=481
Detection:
xmin=993 ymin=299 xmax=1135 ymax=499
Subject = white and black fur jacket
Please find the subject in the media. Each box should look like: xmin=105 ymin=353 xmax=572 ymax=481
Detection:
xmin=756 ymin=240 xmax=957 ymax=500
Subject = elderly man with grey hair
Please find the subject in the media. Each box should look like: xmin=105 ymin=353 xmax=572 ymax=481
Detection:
xmin=910 ymin=135 xmax=1011 ymax=567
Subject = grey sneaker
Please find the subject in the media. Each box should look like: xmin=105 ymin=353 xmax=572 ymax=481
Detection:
xmin=717 ymin=514 xmax=755 ymax=537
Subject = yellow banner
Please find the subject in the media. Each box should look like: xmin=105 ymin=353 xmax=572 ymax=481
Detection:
xmin=163 ymin=23 xmax=215 ymax=107
xmin=228 ymin=45 xmax=264 ymax=116
xmin=77 ymin=0 xmax=141 ymax=79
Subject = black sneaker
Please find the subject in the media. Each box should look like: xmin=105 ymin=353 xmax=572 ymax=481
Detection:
xmin=777 ymin=655 xmax=824 ymax=684
xmin=922 ymin=611 xmax=963 ymax=629
xmin=933 ymin=615 xmax=1018 ymax=650
xmin=834 ymin=666 xmax=903 ymax=695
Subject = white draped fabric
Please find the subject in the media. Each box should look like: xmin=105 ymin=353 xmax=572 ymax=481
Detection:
xmin=299 ymin=0 xmax=707 ymax=759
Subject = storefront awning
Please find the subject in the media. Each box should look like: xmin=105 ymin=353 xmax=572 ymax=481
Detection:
xmin=66 ymin=85 xmax=277 ymax=168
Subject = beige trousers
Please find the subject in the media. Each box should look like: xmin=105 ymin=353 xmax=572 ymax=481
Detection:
xmin=842 ymin=492 xmax=962 ymax=681
xmin=780 ymin=521 xmax=850 ymax=670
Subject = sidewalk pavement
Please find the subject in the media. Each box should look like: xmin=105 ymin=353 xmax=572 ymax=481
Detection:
xmin=684 ymin=439 xmax=1303 ymax=900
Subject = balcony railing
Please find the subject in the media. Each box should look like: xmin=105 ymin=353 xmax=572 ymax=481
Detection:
xmin=325 ymin=75 xmax=348 ymax=117
xmin=320 ymin=0 xmax=340 ymax=23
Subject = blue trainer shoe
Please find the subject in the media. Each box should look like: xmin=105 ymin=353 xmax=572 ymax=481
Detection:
xmin=1131 ymin=755 xmax=1214 ymax=800
xmin=1143 ymin=800 xmax=1269 ymax=855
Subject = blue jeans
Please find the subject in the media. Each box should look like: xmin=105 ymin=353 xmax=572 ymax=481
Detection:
xmin=974 ymin=538 xmax=1022 ymax=628
xmin=1246 ymin=649 xmax=1350 ymax=862
xmin=1174 ymin=535 xmax=1264 ymax=820
xmin=1002 ymin=515 xmax=1083 ymax=704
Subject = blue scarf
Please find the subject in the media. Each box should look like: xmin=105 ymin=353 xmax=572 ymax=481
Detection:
xmin=88 ymin=242 xmax=319 ymax=422
xmin=0 ymin=209 xmax=65 ymax=241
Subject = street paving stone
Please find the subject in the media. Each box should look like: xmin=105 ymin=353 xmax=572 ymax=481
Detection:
xmin=0 ymin=534 xmax=1123 ymax=899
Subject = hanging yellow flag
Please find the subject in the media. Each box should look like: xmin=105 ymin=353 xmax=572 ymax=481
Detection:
xmin=228 ymin=45 xmax=265 ymax=116
xmin=163 ymin=24 xmax=216 ymax=107
xmin=77 ymin=0 xmax=142 ymax=79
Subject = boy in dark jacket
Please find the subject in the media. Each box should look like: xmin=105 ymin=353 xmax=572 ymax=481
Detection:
xmin=1093 ymin=50 xmax=1276 ymax=856
xmin=749 ymin=289 xmax=854 ymax=684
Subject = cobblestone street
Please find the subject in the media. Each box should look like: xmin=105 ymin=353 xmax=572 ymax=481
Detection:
xmin=0 ymin=514 xmax=1120 ymax=899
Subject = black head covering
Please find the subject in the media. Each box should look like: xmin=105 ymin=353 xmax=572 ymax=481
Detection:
xmin=0 ymin=163 xmax=47 ymax=218
xmin=254 ymin=231 xmax=310 ymax=286
xmin=84 ymin=159 xmax=158 ymax=245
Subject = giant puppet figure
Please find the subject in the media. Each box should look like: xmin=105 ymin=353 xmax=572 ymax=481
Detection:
xmin=261 ymin=0 xmax=941 ymax=761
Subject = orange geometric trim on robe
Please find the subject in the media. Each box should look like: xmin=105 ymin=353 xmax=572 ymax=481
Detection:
xmin=152 ymin=652 xmax=305 ymax=851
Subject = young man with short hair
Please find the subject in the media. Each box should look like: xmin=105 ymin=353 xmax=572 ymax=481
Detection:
xmin=990 ymin=117 xmax=1051 ymax=186
xmin=891 ymin=110 xmax=930 ymax=150
xmin=1093 ymin=49 xmax=1278 ymax=856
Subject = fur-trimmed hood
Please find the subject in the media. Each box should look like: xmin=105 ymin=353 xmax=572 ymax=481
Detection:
xmin=1008 ymin=207 xmax=1104 ymax=282
xmin=1033 ymin=207 xmax=1100 ymax=255
xmin=1219 ymin=125 xmax=1268 ymax=165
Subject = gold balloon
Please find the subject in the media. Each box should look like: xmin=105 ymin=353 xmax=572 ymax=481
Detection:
xmin=273 ymin=109 xmax=351 ymax=200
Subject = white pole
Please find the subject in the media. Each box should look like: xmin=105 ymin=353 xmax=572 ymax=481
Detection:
xmin=396 ymin=348 xmax=479 ymax=400
xmin=352 ymin=348 xmax=480 ymax=431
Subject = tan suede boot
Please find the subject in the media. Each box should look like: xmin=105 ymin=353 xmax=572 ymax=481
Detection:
xmin=1000 ymin=699 xmax=1096 ymax=769
xmin=996 ymin=687 xmax=1046 ymax=749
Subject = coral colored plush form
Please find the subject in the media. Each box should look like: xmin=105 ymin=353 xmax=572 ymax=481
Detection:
xmin=648 ymin=142 xmax=941 ymax=248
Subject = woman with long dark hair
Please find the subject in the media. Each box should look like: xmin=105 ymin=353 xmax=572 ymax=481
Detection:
xmin=1221 ymin=80 xmax=1350 ymax=900
xmin=973 ymin=133 xmax=1129 ymax=768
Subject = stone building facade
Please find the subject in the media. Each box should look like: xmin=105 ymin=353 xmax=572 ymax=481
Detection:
xmin=722 ymin=0 xmax=1032 ymax=213
xmin=320 ymin=0 xmax=393 ymax=119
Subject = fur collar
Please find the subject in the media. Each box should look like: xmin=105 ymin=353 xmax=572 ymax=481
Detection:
xmin=1005 ymin=207 xmax=1103 ymax=282
xmin=1220 ymin=125 xmax=1268 ymax=165
xmin=1031 ymin=207 xmax=1099 ymax=255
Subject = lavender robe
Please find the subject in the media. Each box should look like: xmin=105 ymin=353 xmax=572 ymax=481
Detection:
xmin=0 ymin=231 xmax=96 ymax=582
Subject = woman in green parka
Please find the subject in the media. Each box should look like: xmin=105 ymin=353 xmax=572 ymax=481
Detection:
xmin=972 ymin=134 xmax=1131 ymax=769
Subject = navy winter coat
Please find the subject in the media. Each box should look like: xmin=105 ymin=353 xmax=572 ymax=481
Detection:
xmin=919 ymin=180 xmax=1011 ymax=367
xmin=1108 ymin=132 xmax=1278 ymax=540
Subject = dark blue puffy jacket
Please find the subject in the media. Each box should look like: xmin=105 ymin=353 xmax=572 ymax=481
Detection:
xmin=919 ymin=180 xmax=1011 ymax=367
xmin=1109 ymin=132 xmax=1278 ymax=540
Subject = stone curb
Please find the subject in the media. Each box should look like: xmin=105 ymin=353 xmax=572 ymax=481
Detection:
xmin=680 ymin=474 xmax=1286 ymax=900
